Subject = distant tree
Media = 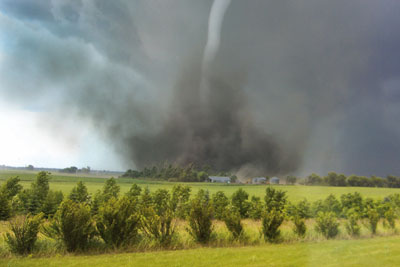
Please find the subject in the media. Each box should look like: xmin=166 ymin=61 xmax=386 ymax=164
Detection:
xmin=306 ymin=173 xmax=323 ymax=185
xmin=286 ymin=176 xmax=297 ymax=185
xmin=26 ymin=165 xmax=34 ymax=171
xmin=230 ymin=175 xmax=238 ymax=183
xmin=81 ymin=166 xmax=90 ymax=173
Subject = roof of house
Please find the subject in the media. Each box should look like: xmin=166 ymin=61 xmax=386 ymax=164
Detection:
xmin=209 ymin=176 xmax=231 ymax=182
xmin=270 ymin=176 xmax=280 ymax=181
xmin=252 ymin=177 xmax=267 ymax=180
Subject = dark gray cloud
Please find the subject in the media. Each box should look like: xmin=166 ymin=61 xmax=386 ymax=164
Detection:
xmin=1 ymin=0 xmax=400 ymax=176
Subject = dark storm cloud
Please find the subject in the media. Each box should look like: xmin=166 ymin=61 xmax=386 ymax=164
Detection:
xmin=1 ymin=0 xmax=400 ymax=176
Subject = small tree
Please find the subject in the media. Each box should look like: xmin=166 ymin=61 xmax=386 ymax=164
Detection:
xmin=248 ymin=196 xmax=263 ymax=220
xmin=292 ymin=215 xmax=306 ymax=238
xmin=212 ymin=191 xmax=229 ymax=220
xmin=41 ymin=190 xmax=64 ymax=218
xmin=187 ymin=190 xmax=213 ymax=243
xmin=69 ymin=181 xmax=90 ymax=204
xmin=171 ymin=185 xmax=191 ymax=219
xmin=264 ymin=187 xmax=287 ymax=213
xmin=231 ymin=188 xmax=250 ymax=218
xmin=315 ymin=212 xmax=339 ymax=239
xmin=125 ymin=184 xmax=142 ymax=200
xmin=5 ymin=214 xmax=43 ymax=255
xmin=261 ymin=208 xmax=284 ymax=242
xmin=97 ymin=197 xmax=140 ymax=247
xmin=140 ymin=189 xmax=176 ymax=245
xmin=383 ymin=207 xmax=396 ymax=230
xmin=286 ymin=176 xmax=297 ymax=185
xmin=102 ymin=177 xmax=120 ymax=202
xmin=0 ymin=192 xmax=11 ymax=220
xmin=42 ymin=200 xmax=96 ymax=252
xmin=345 ymin=209 xmax=361 ymax=237
xmin=0 ymin=176 xmax=22 ymax=199
xmin=223 ymin=206 xmax=244 ymax=240
xmin=366 ymin=208 xmax=379 ymax=234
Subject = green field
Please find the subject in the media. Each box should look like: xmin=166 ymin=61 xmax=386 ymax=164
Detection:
xmin=2 ymin=170 xmax=400 ymax=266
xmin=1 ymin=170 xmax=400 ymax=203
xmin=2 ymin=235 xmax=400 ymax=267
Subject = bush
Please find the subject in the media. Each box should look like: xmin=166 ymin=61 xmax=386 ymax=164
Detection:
xmin=187 ymin=190 xmax=213 ymax=243
xmin=212 ymin=191 xmax=229 ymax=220
xmin=264 ymin=187 xmax=287 ymax=212
xmin=41 ymin=191 xmax=64 ymax=218
xmin=0 ymin=193 xmax=12 ymax=220
xmin=231 ymin=188 xmax=250 ymax=218
xmin=223 ymin=206 xmax=244 ymax=240
xmin=5 ymin=214 xmax=43 ymax=255
xmin=171 ymin=185 xmax=191 ymax=219
xmin=42 ymin=200 xmax=96 ymax=252
xmin=287 ymin=199 xmax=311 ymax=219
xmin=292 ymin=215 xmax=306 ymax=238
xmin=69 ymin=181 xmax=90 ymax=204
xmin=97 ymin=197 xmax=140 ymax=247
xmin=345 ymin=209 xmax=361 ymax=237
xmin=261 ymin=208 xmax=284 ymax=242
xmin=0 ymin=176 xmax=22 ymax=200
xmin=383 ymin=208 xmax=396 ymax=230
xmin=140 ymin=189 xmax=176 ymax=245
xmin=366 ymin=208 xmax=379 ymax=234
xmin=248 ymin=196 xmax=263 ymax=220
xmin=315 ymin=212 xmax=339 ymax=239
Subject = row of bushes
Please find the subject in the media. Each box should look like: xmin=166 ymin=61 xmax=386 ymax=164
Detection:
xmin=122 ymin=163 xmax=236 ymax=183
xmin=1 ymin=173 xmax=400 ymax=255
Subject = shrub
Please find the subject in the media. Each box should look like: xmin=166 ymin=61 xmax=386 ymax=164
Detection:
xmin=292 ymin=215 xmax=306 ymax=238
xmin=0 ymin=176 xmax=22 ymax=200
xmin=16 ymin=171 xmax=51 ymax=215
xmin=125 ymin=184 xmax=142 ymax=200
xmin=345 ymin=209 xmax=361 ymax=237
xmin=231 ymin=188 xmax=250 ymax=218
xmin=0 ymin=193 xmax=12 ymax=220
xmin=140 ymin=189 xmax=176 ymax=245
xmin=287 ymin=199 xmax=311 ymax=219
xmin=97 ymin=197 xmax=140 ymax=247
xmin=212 ymin=191 xmax=229 ymax=220
xmin=223 ymin=206 xmax=244 ymax=240
xmin=69 ymin=181 xmax=90 ymax=204
xmin=5 ymin=214 xmax=43 ymax=255
xmin=171 ymin=185 xmax=191 ymax=219
xmin=315 ymin=212 xmax=339 ymax=239
xmin=264 ymin=187 xmax=287 ymax=212
xmin=366 ymin=208 xmax=380 ymax=234
xmin=102 ymin=178 xmax=120 ymax=202
xmin=140 ymin=206 xmax=176 ymax=246
xmin=42 ymin=200 xmax=96 ymax=252
xmin=261 ymin=208 xmax=284 ymax=242
xmin=41 ymin=191 xmax=64 ymax=218
xmin=248 ymin=196 xmax=263 ymax=220
xmin=187 ymin=190 xmax=213 ymax=243
xmin=383 ymin=208 xmax=396 ymax=230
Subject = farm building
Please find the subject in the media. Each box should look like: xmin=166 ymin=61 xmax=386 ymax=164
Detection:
xmin=270 ymin=177 xmax=280 ymax=184
xmin=208 ymin=176 xmax=231 ymax=183
xmin=252 ymin=177 xmax=267 ymax=184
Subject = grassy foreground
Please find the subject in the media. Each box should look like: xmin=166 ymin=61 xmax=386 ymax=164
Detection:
xmin=1 ymin=170 xmax=400 ymax=203
xmin=1 ymin=235 xmax=400 ymax=267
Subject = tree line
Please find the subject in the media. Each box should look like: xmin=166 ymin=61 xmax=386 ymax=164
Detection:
xmin=122 ymin=163 xmax=237 ymax=183
xmin=1 ymin=172 xmax=400 ymax=255
xmin=301 ymin=172 xmax=400 ymax=188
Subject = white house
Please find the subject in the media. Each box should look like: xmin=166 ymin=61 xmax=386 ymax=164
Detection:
xmin=208 ymin=176 xmax=231 ymax=183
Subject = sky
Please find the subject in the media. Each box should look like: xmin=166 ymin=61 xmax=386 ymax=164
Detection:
xmin=1 ymin=1 xmax=400 ymax=176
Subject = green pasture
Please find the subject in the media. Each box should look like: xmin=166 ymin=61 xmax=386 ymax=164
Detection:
xmin=1 ymin=170 xmax=400 ymax=203
xmin=2 ymin=235 xmax=400 ymax=267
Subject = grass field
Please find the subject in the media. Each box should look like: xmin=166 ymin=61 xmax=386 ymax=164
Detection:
xmin=2 ymin=235 xmax=400 ymax=267
xmin=1 ymin=170 xmax=400 ymax=203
